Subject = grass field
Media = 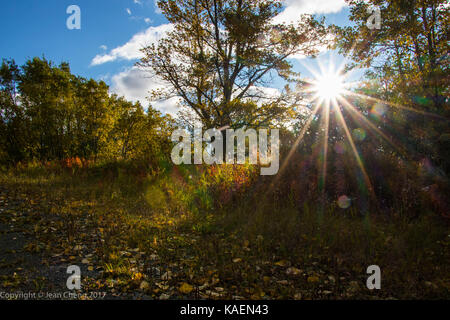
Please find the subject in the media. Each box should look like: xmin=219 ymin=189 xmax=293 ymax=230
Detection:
xmin=0 ymin=163 xmax=448 ymax=300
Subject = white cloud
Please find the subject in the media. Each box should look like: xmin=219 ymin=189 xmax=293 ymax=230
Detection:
xmin=111 ymin=67 xmax=181 ymax=116
xmin=92 ymin=23 xmax=178 ymax=115
xmin=240 ymin=86 xmax=282 ymax=106
xmin=99 ymin=0 xmax=345 ymax=113
xmin=99 ymin=45 xmax=108 ymax=51
xmin=144 ymin=17 xmax=152 ymax=24
xmin=273 ymin=0 xmax=348 ymax=24
xmin=91 ymin=23 xmax=174 ymax=66
xmin=110 ymin=67 xmax=282 ymax=117
xmin=134 ymin=0 xmax=142 ymax=4
xmin=154 ymin=0 xmax=162 ymax=14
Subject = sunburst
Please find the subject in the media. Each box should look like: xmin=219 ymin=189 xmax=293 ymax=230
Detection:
xmin=312 ymin=71 xmax=346 ymax=103
xmin=273 ymin=55 xmax=444 ymax=207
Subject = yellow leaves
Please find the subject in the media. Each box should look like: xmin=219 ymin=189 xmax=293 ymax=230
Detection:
xmin=347 ymin=281 xmax=359 ymax=292
xmin=275 ymin=260 xmax=290 ymax=267
xmin=109 ymin=253 xmax=118 ymax=260
xmin=132 ymin=272 xmax=144 ymax=281
xmin=250 ymin=292 xmax=264 ymax=300
xmin=156 ymin=282 xmax=169 ymax=290
xmin=286 ymin=267 xmax=302 ymax=276
xmin=232 ymin=258 xmax=242 ymax=263
xmin=179 ymin=282 xmax=194 ymax=294
xmin=88 ymin=266 xmax=94 ymax=271
xmin=149 ymin=254 xmax=159 ymax=261
xmin=139 ymin=281 xmax=150 ymax=291
xmin=307 ymin=275 xmax=319 ymax=283
xmin=24 ymin=242 xmax=40 ymax=253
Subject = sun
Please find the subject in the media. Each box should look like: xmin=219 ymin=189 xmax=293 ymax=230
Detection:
xmin=313 ymin=71 xmax=345 ymax=102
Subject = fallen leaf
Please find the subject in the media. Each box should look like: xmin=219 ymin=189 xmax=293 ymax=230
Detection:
xmin=286 ymin=267 xmax=301 ymax=276
xmin=140 ymin=281 xmax=150 ymax=290
xmin=275 ymin=260 xmax=291 ymax=267
xmin=179 ymin=283 xmax=194 ymax=294
xmin=161 ymin=271 xmax=172 ymax=280
xmin=159 ymin=293 xmax=170 ymax=300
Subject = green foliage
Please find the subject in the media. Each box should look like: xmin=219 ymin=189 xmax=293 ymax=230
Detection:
xmin=336 ymin=0 xmax=448 ymax=108
xmin=139 ymin=0 xmax=330 ymax=130
xmin=0 ymin=57 xmax=174 ymax=166
xmin=334 ymin=0 xmax=450 ymax=173
xmin=0 ymin=0 xmax=449 ymax=300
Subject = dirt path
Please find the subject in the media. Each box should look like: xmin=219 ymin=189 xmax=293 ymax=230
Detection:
xmin=0 ymin=187 xmax=79 ymax=298
xmin=0 ymin=186 xmax=155 ymax=300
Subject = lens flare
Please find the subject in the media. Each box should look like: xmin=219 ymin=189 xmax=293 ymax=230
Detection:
xmin=313 ymin=72 xmax=345 ymax=102
xmin=338 ymin=195 xmax=352 ymax=209
xmin=274 ymin=54 xmax=444 ymax=207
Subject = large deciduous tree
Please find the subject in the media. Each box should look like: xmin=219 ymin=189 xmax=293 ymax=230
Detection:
xmin=138 ymin=0 xmax=329 ymax=130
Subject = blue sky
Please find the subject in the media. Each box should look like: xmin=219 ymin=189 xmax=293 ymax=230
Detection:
xmin=0 ymin=0 xmax=355 ymax=115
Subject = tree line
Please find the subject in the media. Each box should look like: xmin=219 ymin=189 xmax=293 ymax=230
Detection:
xmin=1 ymin=0 xmax=448 ymax=179
xmin=0 ymin=57 xmax=174 ymax=166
